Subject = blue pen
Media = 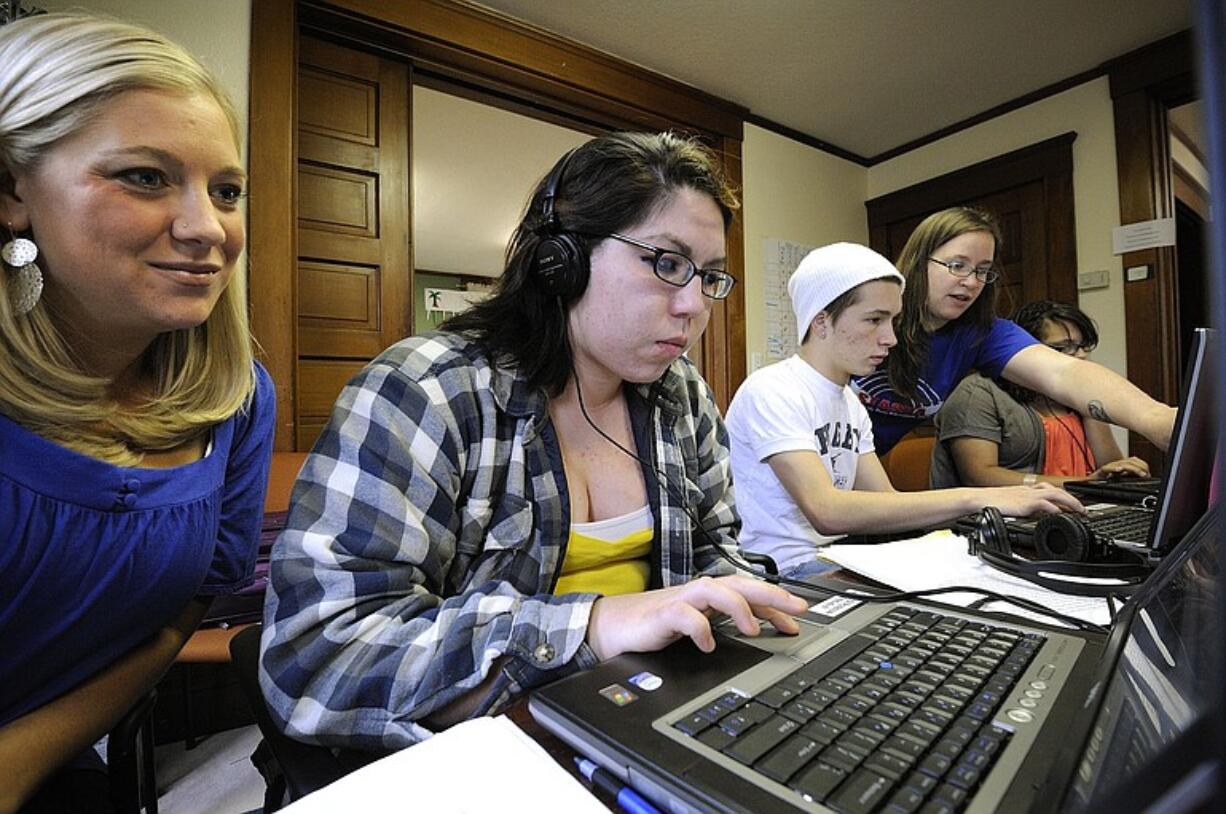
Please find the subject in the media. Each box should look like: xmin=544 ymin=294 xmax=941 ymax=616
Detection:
xmin=575 ymin=757 xmax=663 ymax=814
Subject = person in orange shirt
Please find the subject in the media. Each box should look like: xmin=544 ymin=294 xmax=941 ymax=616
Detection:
xmin=931 ymin=300 xmax=1149 ymax=488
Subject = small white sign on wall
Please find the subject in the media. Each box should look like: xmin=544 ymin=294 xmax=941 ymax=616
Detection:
xmin=1112 ymin=217 xmax=1176 ymax=255
xmin=425 ymin=287 xmax=491 ymax=317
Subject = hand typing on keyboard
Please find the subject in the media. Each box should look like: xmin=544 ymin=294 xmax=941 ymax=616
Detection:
xmin=585 ymin=575 xmax=809 ymax=661
xmin=1095 ymin=456 xmax=1151 ymax=480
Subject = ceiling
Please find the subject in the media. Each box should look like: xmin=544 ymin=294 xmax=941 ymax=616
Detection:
xmin=472 ymin=0 xmax=1193 ymax=161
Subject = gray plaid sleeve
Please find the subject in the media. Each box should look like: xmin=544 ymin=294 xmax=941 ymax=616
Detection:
xmin=684 ymin=370 xmax=742 ymax=578
xmin=260 ymin=354 xmax=594 ymax=751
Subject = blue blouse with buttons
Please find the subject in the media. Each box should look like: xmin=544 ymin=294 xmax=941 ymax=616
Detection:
xmin=0 ymin=363 xmax=275 ymax=726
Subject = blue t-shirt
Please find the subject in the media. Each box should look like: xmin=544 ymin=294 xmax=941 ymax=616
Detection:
xmin=850 ymin=318 xmax=1036 ymax=455
xmin=0 ymin=363 xmax=275 ymax=726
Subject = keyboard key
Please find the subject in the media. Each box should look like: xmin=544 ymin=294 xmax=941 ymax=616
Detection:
xmin=932 ymin=738 xmax=966 ymax=761
xmin=841 ymin=729 xmax=884 ymax=753
xmin=758 ymin=683 xmax=800 ymax=709
xmin=696 ymin=726 xmax=734 ymax=751
xmin=897 ymin=720 xmax=942 ymax=747
xmin=882 ymin=735 xmax=925 ymax=762
xmin=756 ymin=734 xmax=822 ymax=784
xmin=904 ymin=771 xmax=938 ymax=795
xmin=724 ymin=715 xmax=799 ymax=765
xmin=913 ymin=706 xmax=954 ymax=729
xmin=673 ymin=713 xmax=708 ymax=736
xmin=780 ymin=697 xmax=825 ymax=724
xmin=933 ymin=783 xmax=968 ymax=807
xmin=960 ymin=749 xmax=991 ymax=771
xmin=791 ymin=761 xmax=846 ymax=802
xmin=823 ymin=706 xmax=862 ymax=729
xmin=802 ymin=717 xmax=845 ymax=745
xmin=864 ymin=751 xmax=911 ymax=781
xmin=827 ymin=769 xmax=896 ymax=814
xmin=821 ymin=743 xmax=869 ymax=774
xmin=884 ymin=784 xmax=926 ymax=813
xmin=918 ymin=752 xmax=952 ymax=779
xmin=918 ymin=801 xmax=956 ymax=814
xmin=946 ymin=764 xmax=980 ymax=790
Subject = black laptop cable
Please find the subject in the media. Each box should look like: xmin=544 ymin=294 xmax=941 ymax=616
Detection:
xmin=572 ymin=375 xmax=1109 ymax=635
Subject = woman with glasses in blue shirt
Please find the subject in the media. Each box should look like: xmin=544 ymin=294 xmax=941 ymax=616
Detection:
xmin=850 ymin=207 xmax=1175 ymax=459
xmin=930 ymin=299 xmax=1150 ymax=488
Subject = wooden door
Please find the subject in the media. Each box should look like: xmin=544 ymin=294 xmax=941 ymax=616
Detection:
xmin=294 ymin=37 xmax=411 ymax=449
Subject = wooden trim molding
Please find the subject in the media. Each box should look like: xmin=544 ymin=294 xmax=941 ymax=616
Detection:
xmin=248 ymin=0 xmax=298 ymax=450
xmin=302 ymin=0 xmax=747 ymax=139
xmin=248 ymin=0 xmax=750 ymax=444
xmin=1109 ymin=28 xmax=1195 ymax=468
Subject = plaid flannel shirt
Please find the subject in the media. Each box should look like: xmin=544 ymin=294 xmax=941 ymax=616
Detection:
xmin=260 ymin=332 xmax=740 ymax=751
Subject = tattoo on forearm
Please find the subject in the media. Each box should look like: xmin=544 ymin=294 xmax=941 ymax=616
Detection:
xmin=1087 ymin=400 xmax=1113 ymax=423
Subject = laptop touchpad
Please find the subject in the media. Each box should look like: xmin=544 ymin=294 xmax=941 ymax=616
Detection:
xmin=714 ymin=615 xmax=829 ymax=657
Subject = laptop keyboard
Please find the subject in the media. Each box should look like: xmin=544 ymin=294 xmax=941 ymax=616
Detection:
xmin=1085 ymin=506 xmax=1152 ymax=544
xmin=671 ymin=607 xmax=1046 ymax=813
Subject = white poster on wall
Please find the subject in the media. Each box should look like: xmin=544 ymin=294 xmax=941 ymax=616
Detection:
xmin=762 ymin=239 xmax=816 ymax=362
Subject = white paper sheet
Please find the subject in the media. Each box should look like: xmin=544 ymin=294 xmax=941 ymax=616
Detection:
xmin=819 ymin=530 xmax=1116 ymax=627
xmin=279 ymin=715 xmax=607 ymax=813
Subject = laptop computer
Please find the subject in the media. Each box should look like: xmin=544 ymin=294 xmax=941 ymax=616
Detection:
xmin=957 ymin=327 xmax=1218 ymax=558
xmin=529 ymin=505 xmax=1221 ymax=814
xmin=1060 ymin=475 xmax=1161 ymax=506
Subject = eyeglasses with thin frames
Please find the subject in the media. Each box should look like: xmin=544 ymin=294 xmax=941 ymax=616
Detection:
xmin=929 ymin=256 xmax=1000 ymax=284
xmin=603 ymin=233 xmax=736 ymax=300
xmin=1045 ymin=340 xmax=1095 ymax=356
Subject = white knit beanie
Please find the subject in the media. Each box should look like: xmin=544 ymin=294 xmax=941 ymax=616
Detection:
xmin=789 ymin=242 xmax=905 ymax=341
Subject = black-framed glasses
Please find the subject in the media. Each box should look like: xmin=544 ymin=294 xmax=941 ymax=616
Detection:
xmin=929 ymin=256 xmax=1000 ymax=284
xmin=1045 ymin=340 xmax=1096 ymax=356
xmin=604 ymin=233 xmax=736 ymax=300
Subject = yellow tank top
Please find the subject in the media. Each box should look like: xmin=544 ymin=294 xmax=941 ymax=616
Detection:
xmin=554 ymin=504 xmax=653 ymax=596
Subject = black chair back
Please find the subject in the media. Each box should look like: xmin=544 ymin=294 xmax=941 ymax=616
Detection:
xmin=229 ymin=624 xmax=365 ymax=809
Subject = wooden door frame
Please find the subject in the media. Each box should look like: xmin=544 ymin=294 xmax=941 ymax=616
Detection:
xmin=864 ymin=132 xmax=1079 ymax=307
xmin=249 ymin=0 xmax=749 ymax=449
xmin=1108 ymin=31 xmax=1197 ymax=465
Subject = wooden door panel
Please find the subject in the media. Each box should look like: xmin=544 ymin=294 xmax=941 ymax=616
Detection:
xmin=295 ymin=36 xmax=411 ymax=449
xmin=297 ymin=164 xmax=379 ymax=236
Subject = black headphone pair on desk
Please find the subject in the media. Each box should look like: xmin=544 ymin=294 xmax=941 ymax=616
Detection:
xmin=967 ymin=506 xmax=1151 ymax=597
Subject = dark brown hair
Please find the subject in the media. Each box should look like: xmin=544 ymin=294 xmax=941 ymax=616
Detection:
xmin=444 ymin=131 xmax=738 ymax=395
xmin=887 ymin=207 xmax=1003 ymax=399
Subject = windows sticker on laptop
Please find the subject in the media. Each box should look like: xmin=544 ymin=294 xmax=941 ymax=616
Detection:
xmin=598 ymin=684 xmax=638 ymax=706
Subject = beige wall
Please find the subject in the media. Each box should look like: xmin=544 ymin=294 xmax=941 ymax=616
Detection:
xmin=743 ymin=79 xmax=1125 ymax=384
xmin=740 ymin=124 xmax=868 ymax=371
xmin=867 ymin=78 xmax=1126 ymax=380
xmin=41 ymin=0 xmax=251 ymax=156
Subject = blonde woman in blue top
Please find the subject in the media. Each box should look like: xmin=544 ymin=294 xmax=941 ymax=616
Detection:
xmin=0 ymin=14 xmax=273 ymax=812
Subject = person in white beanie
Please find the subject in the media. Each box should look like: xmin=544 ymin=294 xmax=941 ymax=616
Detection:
xmin=725 ymin=243 xmax=1082 ymax=581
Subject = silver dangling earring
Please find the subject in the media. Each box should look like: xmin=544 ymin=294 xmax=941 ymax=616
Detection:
xmin=2 ymin=229 xmax=42 ymax=315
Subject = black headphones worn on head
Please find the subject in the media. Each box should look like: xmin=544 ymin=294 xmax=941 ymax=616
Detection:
xmin=531 ymin=148 xmax=590 ymax=301
xmin=968 ymin=506 xmax=1151 ymax=597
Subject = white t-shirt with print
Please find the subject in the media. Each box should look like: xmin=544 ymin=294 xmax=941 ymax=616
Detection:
xmin=726 ymin=354 xmax=876 ymax=573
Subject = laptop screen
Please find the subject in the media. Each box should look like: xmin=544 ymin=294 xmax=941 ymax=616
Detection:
xmin=1062 ymin=507 xmax=1220 ymax=811
xmin=1150 ymin=327 xmax=1218 ymax=554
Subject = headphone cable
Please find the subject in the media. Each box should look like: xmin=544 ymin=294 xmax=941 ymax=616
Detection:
xmin=570 ymin=374 xmax=1107 ymax=635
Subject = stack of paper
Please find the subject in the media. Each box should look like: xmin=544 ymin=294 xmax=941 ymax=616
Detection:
xmin=819 ymin=530 xmax=1114 ymax=627
xmin=280 ymin=715 xmax=607 ymax=813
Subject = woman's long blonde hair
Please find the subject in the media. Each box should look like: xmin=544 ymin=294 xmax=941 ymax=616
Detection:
xmin=0 ymin=13 xmax=254 ymax=465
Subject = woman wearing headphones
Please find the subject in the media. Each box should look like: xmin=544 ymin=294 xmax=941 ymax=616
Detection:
xmin=262 ymin=133 xmax=806 ymax=752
